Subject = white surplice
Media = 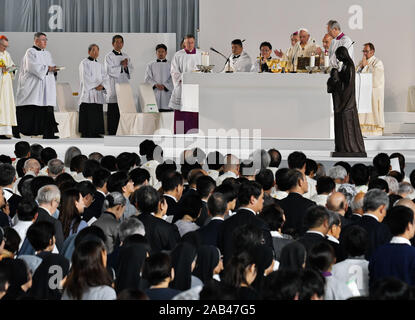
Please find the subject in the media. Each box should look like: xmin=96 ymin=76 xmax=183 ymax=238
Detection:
xmin=328 ymin=33 xmax=354 ymax=68
xmin=0 ymin=50 xmax=17 ymax=134
xmin=357 ymin=55 xmax=385 ymax=136
xmin=16 ymin=47 xmax=56 ymax=107
xmin=222 ymin=51 xmax=252 ymax=73
xmin=168 ymin=49 xmax=201 ymax=110
xmin=79 ymin=58 xmax=109 ymax=105
xmin=144 ymin=59 xmax=173 ymax=110
xmin=104 ymin=50 xmax=134 ymax=104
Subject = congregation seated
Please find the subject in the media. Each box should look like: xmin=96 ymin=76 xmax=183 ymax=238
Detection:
xmin=1 ymin=141 xmax=415 ymax=301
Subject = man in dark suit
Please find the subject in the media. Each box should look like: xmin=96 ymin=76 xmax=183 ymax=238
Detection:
xmin=354 ymin=189 xmax=392 ymax=260
xmin=162 ymin=171 xmax=184 ymax=220
xmin=0 ymin=164 xmax=22 ymax=219
xmin=279 ymin=169 xmax=316 ymax=237
xmin=35 ymin=184 xmax=65 ymax=252
xmin=82 ymin=169 xmax=111 ymax=222
xmin=369 ymin=205 xmax=415 ymax=287
xmin=218 ymin=181 xmax=272 ymax=265
xmin=133 ymin=186 xmax=180 ymax=253
xmin=194 ymin=175 xmax=216 ymax=226
xmin=0 ymin=186 xmax=12 ymax=228
xmin=198 ymin=192 xmax=227 ymax=247
xmin=298 ymin=206 xmax=330 ymax=255
xmin=326 ymin=192 xmax=352 ymax=229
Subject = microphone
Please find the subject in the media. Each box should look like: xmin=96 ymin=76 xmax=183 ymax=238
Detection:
xmin=348 ymin=41 xmax=355 ymax=50
xmin=210 ymin=47 xmax=228 ymax=60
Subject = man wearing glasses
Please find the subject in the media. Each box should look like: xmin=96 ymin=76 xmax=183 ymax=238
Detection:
xmin=357 ymin=43 xmax=385 ymax=136
xmin=15 ymin=32 xmax=60 ymax=139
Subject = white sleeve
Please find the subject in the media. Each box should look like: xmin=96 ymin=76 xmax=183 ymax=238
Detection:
xmin=105 ymin=54 xmax=122 ymax=79
xmin=101 ymin=64 xmax=110 ymax=91
xmin=144 ymin=63 xmax=157 ymax=86
xmin=170 ymin=54 xmax=182 ymax=86
xmin=26 ymin=50 xmax=48 ymax=80
xmin=80 ymin=61 xmax=101 ymax=91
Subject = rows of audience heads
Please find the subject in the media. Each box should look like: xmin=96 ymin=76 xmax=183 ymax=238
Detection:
xmin=0 ymin=140 xmax=415 ymax=300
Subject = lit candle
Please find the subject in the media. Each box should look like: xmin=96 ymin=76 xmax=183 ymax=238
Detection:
xmin=324 ymin=54 xmax=329 ymax=67
xmin=310 ymin=55 xmax=315 ymax=68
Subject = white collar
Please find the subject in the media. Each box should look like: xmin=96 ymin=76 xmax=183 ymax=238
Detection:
xmin=271 ymin=231 xmax=283 ymax=238
xmin=306 ymin=230 xmax=325 ymax=238
xmin=97 ymin=189 xmax=107 ymax=197
xmin=363 ymin=213 xmax=379 ymax=222
xmin=327 ymin=235 xmax=340 ymax=244
xmin=390 ymin=236 xmax=411 ymax=246
xmin=163 ymin=194 xmax=177 ymax=202
xmin=352 ymin=213 xmax=362 ymax=217
xmin=202 ymin=199 xmax=208 ymax=203
xmin=211 ymin=216 xmax=224 ymax=221
xmin=239 ymin=207 xmax=257 ymax=215
xmin=39 ymin=206 xmax=52 ymax=216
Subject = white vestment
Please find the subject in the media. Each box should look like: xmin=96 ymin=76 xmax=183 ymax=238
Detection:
xmin=79 ymin=58 xmax=109 ymax=105
xmin=282 ymin=45 xmax=297 ymax=71
xmin=328 ymin=34 xmax=354 ymax=68
xmin=168 ymin=49 xmax=201 ymax=110
xmin=0 ymin=50 xmax=17 ymax=134
xmin=222 ymin=51 xmax=252 ymax=73
xmin=16 ymin=47 xmax=56 ymax=107
xmin=104 ymin=50 xmax=134 ymax=104
xmin=357 ymin=55 xmax=385 ymax=136
xmin=144 ymin=60 xmax=173 ymax=110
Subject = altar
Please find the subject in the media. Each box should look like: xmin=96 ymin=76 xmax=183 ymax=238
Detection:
xmin=182 ymin=73 xmax=372 ymax=139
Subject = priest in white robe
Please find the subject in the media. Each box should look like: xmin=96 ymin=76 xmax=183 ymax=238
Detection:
xmin=0 ymin=35 xmax=17 ymax=139
xmin=144 ymin=44 xmax=173 ymax=111
xmin=15 ymin=32 xmax=59 ymax=139
xmin=357 ymin=43 xmax=385 ymax=136
xmin=222 ymin=39 xmax=252 ymax=73
xmin=169 ymin=34 xmax=201 ymax=134
xmin=327 ymin=20 xmax=355 ymax=68
xmin=79 ymin=44 xmax=109 ymax=138
xmin=104 ymin=35 xmax=134 ymax=135
xmin=274 ymin=32 xmax=299 ymax=72
xmin=316 ymin=34 xmax=333 ymax=65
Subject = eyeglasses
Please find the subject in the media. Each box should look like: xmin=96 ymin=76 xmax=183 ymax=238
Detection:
xmin=362 ymin=50 xmax=371 ymax=53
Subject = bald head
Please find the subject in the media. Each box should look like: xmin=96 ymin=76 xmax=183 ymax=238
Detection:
xmin=326 ymin=192 xmax=348 ymax=215
xmin=223 ymin=154 xmax=240 ymax=173
xmin=23 ymin=158 xmax=41 ymax=176
xmin=322 ymin=34 xmax=333 ymax=51
xmin=394 ymin=198 xmax=415 ymax=215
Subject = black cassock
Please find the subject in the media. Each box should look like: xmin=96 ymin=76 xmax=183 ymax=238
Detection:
xmin=327 ymin=46 xmax=367 ymax=158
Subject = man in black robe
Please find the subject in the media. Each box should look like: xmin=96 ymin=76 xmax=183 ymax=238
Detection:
xmin=327 ymin=46 xmax=367 ymax=158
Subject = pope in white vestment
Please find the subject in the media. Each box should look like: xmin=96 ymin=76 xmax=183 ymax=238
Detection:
xmin=15 ymin=33 xmax=59 ymax=139
xmin=357 ymin=45 xmax=385 ymax=136
xmin=145 ymin=45 xmax=173 ymax=111
xmin=0 ymin=36 xmax=17 ymax=137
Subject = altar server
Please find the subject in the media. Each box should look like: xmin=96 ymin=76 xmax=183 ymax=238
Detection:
xmin=144 ymin=44 xmax=173 ymax=111
xmin=79 ymin=44 xmax=109 ymax=138
xmin=0 ymin=35 xmax=17 ymax=139
xmin=223 ymin=39 xmax=252 ymax=72
xmin=327 ymin=20 xmax=355 ymax=68
xmin=357 ymin=43 xmax=385 ymax=136
xmin=105 ymin=35 xmax=134 ymax=135
xmin=15 ymin=32 xmax=59 ymax=139
xmin=252 ymin=41 xmax=275 ymax=73
xmin=274 ymin=32 xmax=299 ymax=71
xmin=169 ymin=34 xmax=201 ymax=134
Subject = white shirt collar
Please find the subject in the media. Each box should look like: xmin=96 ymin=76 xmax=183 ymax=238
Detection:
xmin=202 ymin=199 xmax=208 ymax=203
xmin=40 ymin=206 xmax=52 ymax=216
xmin=97 ymin=189 xmax=106 ymax=197
xmin=271 ymin=231 xmax=283 ymax=238
xmin=163 ymin=194 xmax=177 ymax=202
xmin=363 ymin=213 xmax=379 ymax=222
xmin=3 ymin=188 xmax=13 ymax=201
xmin=306 ymin=230 xmax=325 ymax=238
xmin=239 ymin=207 xmax=257 ymax=215
xmin=327 ymin=235 xmax=340 ymax=244
xmin=211 ymin=216 xmax=224 ymax=221
xmin=390 ymin=236 xmax=411 ymax=246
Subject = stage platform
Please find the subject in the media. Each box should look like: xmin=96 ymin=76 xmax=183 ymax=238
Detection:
xmin=2 ymin=134 xmax=415 ymax=172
